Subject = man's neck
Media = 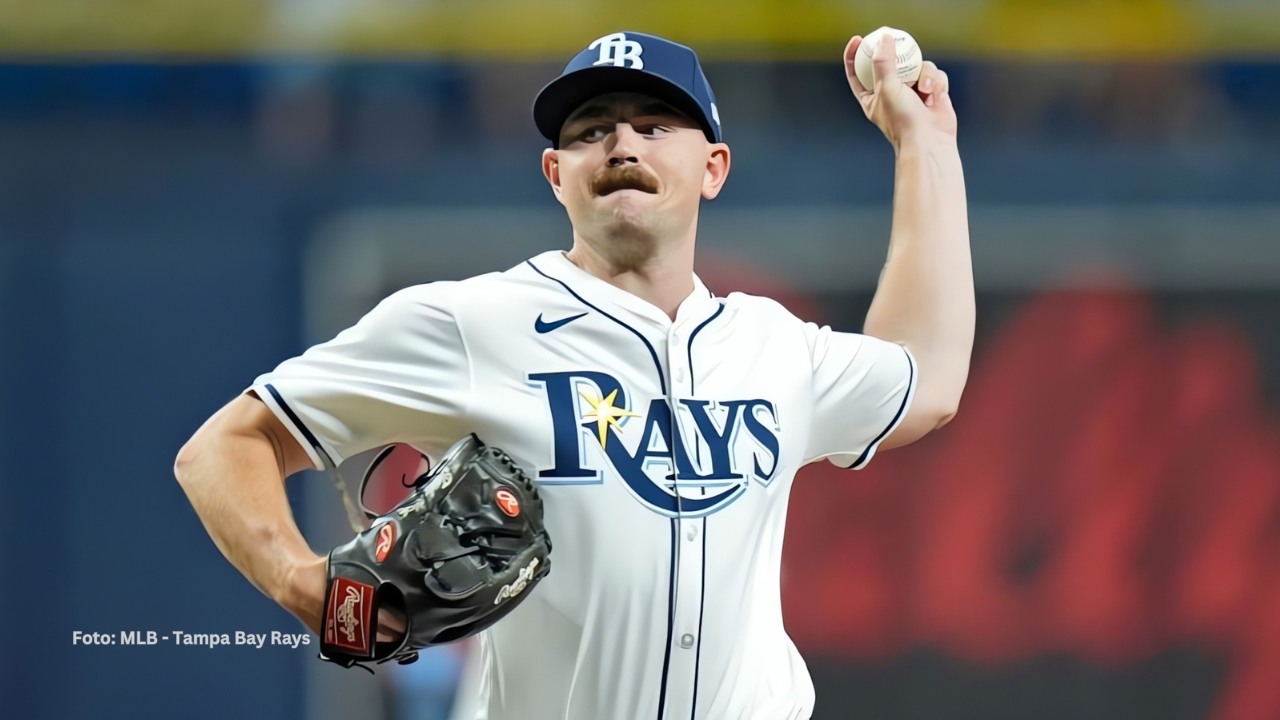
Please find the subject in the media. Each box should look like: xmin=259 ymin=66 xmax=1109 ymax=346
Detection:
xmin=565 ymin=238 xmax=695 ymax=320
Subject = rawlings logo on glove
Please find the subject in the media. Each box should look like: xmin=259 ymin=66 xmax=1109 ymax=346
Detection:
xmin=325 ymin=578 xmax=373 ymax=653
xmin=495 ymin=557 xmax=541 ymax=605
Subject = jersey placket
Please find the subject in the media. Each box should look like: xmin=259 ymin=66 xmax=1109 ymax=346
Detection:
xmin=663 ymin=323 xmax=707 ymax=720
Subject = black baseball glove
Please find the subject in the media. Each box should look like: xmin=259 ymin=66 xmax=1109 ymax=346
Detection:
xmin=319 ymin=433 xmax=552 ymax=669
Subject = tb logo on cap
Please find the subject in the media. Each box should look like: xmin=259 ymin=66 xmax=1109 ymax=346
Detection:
xmin=590 ymin=33 xmax=644 ymax=69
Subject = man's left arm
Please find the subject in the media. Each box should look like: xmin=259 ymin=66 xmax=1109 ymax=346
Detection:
xmin=845 ymin=32 xmax=975 ymax=449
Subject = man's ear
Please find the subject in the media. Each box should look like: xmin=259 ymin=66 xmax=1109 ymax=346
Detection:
xmin=702 ymin=143 xmax=731 ymax=200
xmin=542 ymin=149 xmax=564 ymax=203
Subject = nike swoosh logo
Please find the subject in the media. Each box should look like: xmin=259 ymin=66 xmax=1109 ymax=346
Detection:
xmin=535 ymin=312 xmax=588 ymax=334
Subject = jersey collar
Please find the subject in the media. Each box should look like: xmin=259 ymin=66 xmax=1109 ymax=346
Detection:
xmin=531 ymin=250 xmax=719 ymax=328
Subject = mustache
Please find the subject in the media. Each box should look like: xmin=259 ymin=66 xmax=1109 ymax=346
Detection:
xmin=591 ymin=166 xmax=660 ymax=196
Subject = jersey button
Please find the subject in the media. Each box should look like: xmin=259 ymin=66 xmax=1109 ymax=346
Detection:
xmin=680 ymin=633 xmax=695 ymax=649
xmin=673 ymin=368 xmax=686 ymax=384
xmin=686 ymin=526 xmax=699 ymax=541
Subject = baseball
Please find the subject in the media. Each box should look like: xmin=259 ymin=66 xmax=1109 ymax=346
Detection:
xmin=854 ymin=26 xmax=923 ymax=89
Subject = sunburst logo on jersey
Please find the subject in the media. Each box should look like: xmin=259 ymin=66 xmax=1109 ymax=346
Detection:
xmin=579 ymin=388 xmax=640 ymax=449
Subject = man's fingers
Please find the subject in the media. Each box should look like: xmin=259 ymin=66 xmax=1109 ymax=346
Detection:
xmin=844 ymin=35 xmax=869 ymax=96
xmin=916 ymin=62 xmax=948 ymax=95
xmin=844 ymin=32 xmax=949 ymax=109
xmin=912 ymin=62 xmax=949 ymax=107
xmin=843 ymin=35 xmax=862 ymax=69
xmin=380 ymin=607 xmax=406 ymax=629
xmin=376 ymin=606 xmax=407 ymax=643
xmin=871 ymin=31 xmax=900 ymax=88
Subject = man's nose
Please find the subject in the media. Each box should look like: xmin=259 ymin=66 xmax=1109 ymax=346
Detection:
xmin=606 ymin=123 xmax=642 ymax=166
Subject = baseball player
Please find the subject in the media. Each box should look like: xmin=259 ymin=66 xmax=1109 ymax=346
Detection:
xmin=175 ymin=29 xmax=972 ymax=720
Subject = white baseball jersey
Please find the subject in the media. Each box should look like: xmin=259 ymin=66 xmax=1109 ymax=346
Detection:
xmin=251 ymin=249 xmax=916 ymax=720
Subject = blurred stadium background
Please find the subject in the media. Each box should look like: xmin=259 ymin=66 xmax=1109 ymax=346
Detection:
xmin=4 ymin=1 xmax=1279 ymax=719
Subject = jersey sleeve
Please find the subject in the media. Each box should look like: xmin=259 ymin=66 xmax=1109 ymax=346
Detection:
xmin=247 ymin=284 xmax=471 ymax=470
xmin=802 ymin=322 xmax=917 ymax=469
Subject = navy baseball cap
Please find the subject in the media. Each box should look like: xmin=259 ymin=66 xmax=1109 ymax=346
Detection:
xmin=533 ymin=31 xmax=723 ymax=148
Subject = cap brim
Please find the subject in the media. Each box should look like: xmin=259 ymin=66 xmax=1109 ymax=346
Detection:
xmin=533 ymin=66 xmax=716 ymax=147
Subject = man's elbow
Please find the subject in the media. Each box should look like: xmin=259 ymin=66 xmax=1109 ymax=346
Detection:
xmin=173 ymin=433 xmax=205 ymax=490
xmin=891 ymin=398 xmax=960 ymax=448
xmin=929 ymin=402 xmax=960 ymax=430
xmin=174 ymin=412 xmax=229 ymax=490
xmin=909 ymin=371 xmax=965 ymax=432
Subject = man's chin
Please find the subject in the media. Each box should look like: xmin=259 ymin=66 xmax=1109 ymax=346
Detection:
xmin=595 ymin=211 xmax=657 ymax=243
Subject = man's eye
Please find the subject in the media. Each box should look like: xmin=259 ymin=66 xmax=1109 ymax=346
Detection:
xmin=575 ymin=123 xmax=670 ymax=142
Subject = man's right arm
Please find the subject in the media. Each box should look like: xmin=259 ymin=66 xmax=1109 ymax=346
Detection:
xmin=176 ymin=285 xmax=466 ymax=640
xmin=173 ymin=392 xmax=328 ymax=634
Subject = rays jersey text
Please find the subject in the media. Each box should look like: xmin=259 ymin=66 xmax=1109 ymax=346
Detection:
xmin=528 ymin=370 xmax=780 ymax=517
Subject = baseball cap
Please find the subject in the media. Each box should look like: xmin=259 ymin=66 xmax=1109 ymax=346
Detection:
xmin=533 ymin=31 xmax=723 ymax=148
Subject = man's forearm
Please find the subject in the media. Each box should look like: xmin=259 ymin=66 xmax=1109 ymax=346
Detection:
xmin=173 ymin=422 xmax=319 ymax=614
xmin=863 ymin=135 xmax=974 ymax=420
